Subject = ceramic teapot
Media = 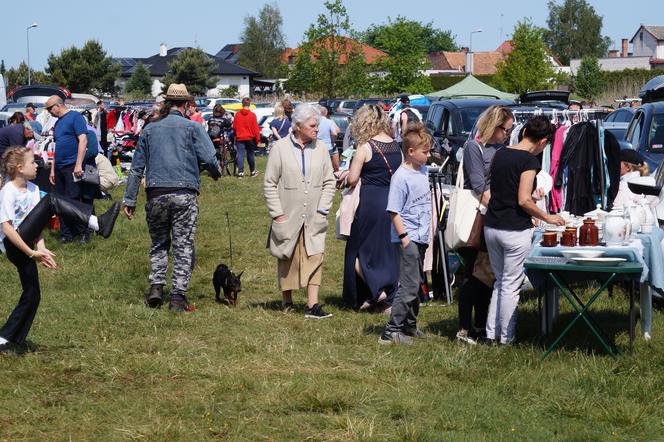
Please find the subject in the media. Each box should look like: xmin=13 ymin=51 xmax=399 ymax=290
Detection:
xmin=604 ymin=209 xmax=628 ymax=246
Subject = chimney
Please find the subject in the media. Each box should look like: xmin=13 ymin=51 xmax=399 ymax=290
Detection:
xmin=608 ymin=49 xmax=619 ymax=58
xmin=621 ymin=39 xmax=628 ymax=57
xmin=160 ymin=43 xmax=167 ymax=57
xmin=465 ymin=51 xmax=473 ymax=74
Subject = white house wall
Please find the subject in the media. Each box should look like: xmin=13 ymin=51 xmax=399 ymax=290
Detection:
xmin=569 ymin=56 xmax=652 ymax=74
xmin=633 ymin=30 xmax=659 ymax=57
xmin=215 ymin=76 xmax=251 ymax=97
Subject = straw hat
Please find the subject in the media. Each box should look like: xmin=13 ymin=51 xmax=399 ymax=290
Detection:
xmin=164 ymin=83 xmax=193 ymax=101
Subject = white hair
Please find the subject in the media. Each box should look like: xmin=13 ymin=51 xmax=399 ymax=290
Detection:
xmin=291 ymin=103 xmax=321 ymax=130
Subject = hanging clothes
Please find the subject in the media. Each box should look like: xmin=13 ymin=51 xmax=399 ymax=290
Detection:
xmin=604 ymin=129 xmax=621 ymax=208
xmin=554 ymin=122 xmax=602 ymax=215
xmin=549 ymin=125 xmax=570 ymax=213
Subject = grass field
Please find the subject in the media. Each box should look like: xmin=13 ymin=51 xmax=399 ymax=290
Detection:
xmin=1 ymin=157 xmax=663 ymax=441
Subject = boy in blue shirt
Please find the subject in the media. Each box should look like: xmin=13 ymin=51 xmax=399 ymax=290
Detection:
xmin=380 ymin=123 xmax=433 ymax=345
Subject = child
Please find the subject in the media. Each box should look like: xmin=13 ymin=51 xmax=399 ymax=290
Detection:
xmin=379 ymin=123 xmax=433 ymax=345
xmin=0 ymin=147 xmax=121 ymax=353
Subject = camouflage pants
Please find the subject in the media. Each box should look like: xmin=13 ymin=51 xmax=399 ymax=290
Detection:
xmin=145 ymin=192 xmax=198 ymax=296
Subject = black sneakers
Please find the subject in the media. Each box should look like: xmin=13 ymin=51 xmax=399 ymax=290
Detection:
xmin=378 ymin=331 xmax=414 ymax=345
xmin=97 ymin=202 xmax=121 ymax=238
xmin=304 ymin=304 xmax=332 ymax=319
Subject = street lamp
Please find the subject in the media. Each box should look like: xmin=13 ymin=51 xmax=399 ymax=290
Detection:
xmin=469 ymin=28 xmax=483 ymax=75
xmin=26 ymin=23 xmax=38 ymax=85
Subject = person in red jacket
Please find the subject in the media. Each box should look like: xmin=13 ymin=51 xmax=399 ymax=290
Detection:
xmin=232 ymin=97 xmax=261 ymax=177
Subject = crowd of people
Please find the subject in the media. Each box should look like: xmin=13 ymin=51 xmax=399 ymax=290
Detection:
xmin=3 ymin=81 xmax=649 ymax=353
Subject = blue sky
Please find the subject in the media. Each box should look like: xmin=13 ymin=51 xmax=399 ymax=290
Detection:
xmin=1 ymin=0 xmax=660 ymax=71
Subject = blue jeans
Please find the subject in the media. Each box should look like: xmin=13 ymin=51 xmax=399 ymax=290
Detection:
xmin=236 ymin=140 xmax=256 ymax=174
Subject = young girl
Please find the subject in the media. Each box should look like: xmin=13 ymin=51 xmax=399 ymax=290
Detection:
xmin=0 ymin=147 xmax=120 ymax=353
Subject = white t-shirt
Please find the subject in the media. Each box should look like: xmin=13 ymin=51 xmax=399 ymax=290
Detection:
xmin=0 ymin=181 xmax=41 ymax=253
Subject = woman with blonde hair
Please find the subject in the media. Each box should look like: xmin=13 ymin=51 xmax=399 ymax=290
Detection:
xmin=341 ymin=104 xmax=402 ymax=311
xmin=269 ymin=104 xmax=291 ymax=141
xmin=455 ymin=104 xmax=514 ymax=344
xmin=612 ymin=149 xmax=652 ymax=209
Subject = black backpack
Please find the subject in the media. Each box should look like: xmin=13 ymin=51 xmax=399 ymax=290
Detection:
xmin=207 ymin=117 xmax=230 ymax=138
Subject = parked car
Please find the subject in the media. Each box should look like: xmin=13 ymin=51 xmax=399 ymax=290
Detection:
xmin=353 ymin=98 xmax=389 ymax=113
xmin=604 ymin=107 xmax=635 ymax=141
xmin=7 ymin=84 xmax=70 ymax=104
xmin=0 ymin=102 xmax=45 ymax=122
xmin=206 ymin=98 xmax=242 ymax=110
xmin=621 ymin=101 xmax=664 ymax=171
xmin=516 ymin=90 xmax=569 ymax=110
xmin=334 ymin=100 xmax=357 ymax=114
xmin=424 ymin=99 xmax=512 ymax=159
xmin=329 ymin=112 xmax=352 ymax=149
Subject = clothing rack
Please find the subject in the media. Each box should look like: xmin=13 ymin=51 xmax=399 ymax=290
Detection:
xmin=509 ymin=108 xmax=609 ymax=209
xmin=510 ymin=108 xmax=610 ymax=123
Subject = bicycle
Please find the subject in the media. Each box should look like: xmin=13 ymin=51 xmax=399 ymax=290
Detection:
xmin=213 ymin=133 xmax=238 ymax=177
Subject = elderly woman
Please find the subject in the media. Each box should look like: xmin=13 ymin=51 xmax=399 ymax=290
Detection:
xmin=341 ymin=104 xmax=402 ymax=311
xmin=264 ymin=103 xmax=336 ymax=319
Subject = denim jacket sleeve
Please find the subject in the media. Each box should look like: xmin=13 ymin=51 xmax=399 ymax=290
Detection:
xmin=123 ymin=132 xmax=147 ymax=206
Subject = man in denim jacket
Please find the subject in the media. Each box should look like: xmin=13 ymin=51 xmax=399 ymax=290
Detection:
xmin=122 ymin=84 xmax=221 ymax=312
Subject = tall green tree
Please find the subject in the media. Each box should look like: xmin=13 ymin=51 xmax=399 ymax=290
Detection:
xmin=124 ymin=62 xmax=152 ymax=95
xmin=285 ymin=0 xmax=370 ymax=97
xmin=0 ymin=60 xmax=5 ymax=76
xmin=4 ymin=61 xmax=50 ymax=89
xmin=544 ymin=0 xmax=611 ymax=65
xmin=359 ymin=17 xmax=458 ymax=53
xmin=238 ymin=3 xmax=286 ymax=78
xmin=574 ymin=56 xmax=604 ymax=100
xmin=46 ymin=40 xmax=120 ymax=94
xmin=161 ymin=48 xmax=218 ymax=96
xmin=494 ymin=19 xmax=557 ymax=95
xmin=369 ymin=17 xmax=433 ymax=94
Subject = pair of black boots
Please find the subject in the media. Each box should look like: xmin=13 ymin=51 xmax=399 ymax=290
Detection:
xmin=17 ymin=194 xmax=121 ymax=247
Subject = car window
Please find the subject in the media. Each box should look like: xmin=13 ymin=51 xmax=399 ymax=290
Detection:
xmin=604 ymin=112 xmax=617 ymax=122
xmin=458 ymin=107 xmax=485 ymax=135
xmin=615 ymin=110 xmax=634 ymax=123
xmin=648 ymin=113 xmax=664 ymax=150
xmin=627 ymin=111 xmax=644 ymax=147
xmin=426 ymin=105 xmax=443 ymax=131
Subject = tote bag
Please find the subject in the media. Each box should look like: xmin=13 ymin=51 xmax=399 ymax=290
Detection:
xmin=444 ymin=155 xmax=481 ymax=250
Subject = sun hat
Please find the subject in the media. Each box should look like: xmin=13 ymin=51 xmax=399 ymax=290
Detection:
xmin=164 ymin=83 xmax=194 ymax=101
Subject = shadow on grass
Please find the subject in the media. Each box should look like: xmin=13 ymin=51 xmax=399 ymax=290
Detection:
xmin=3 ymin=341 xmax=82 ymax=356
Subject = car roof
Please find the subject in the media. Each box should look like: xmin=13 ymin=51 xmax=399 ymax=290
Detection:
xmin=431 ymin=99 xmax=512 ymax=109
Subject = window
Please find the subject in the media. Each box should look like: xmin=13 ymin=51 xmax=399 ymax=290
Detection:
xmin=426 ymin=105 xmax=444 ymax=132
xmin=626 ymin=111 xmax=644 ymax=147
xmin=648 ymin=113 xmax=664 ymax=150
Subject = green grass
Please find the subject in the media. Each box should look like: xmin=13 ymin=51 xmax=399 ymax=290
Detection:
xmin=1 ymin=157 xmax=664 ymax=441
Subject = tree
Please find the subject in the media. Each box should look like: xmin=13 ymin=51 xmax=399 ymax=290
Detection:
xmin=285 ymin=0 xmax=370 ymax=97
xmin=238 ymin=3 xmax=286 ymax=78
xmin=0 ymin=60 xmax=5 ymax=76
xmin=359 ymin=17 xmax=458 ymax=53
xmin=4 ymin=61 xmax=50 ymax=89
xmin=369 ymin=17 xmax=433 ymax=94
xmin=493 ymin=20 xmax=557 ymax=95
xmin=161 ymin=48 xmax=218 ymax=96
xmin=124 ymin=62 xmax=152 ymax=95
xmin=574 ymin=56 xmax=604 ymax=100
xmin=46 ymin=40 xmax=120 ymax=94
xmin=544 ymin=0 xmax=611 ymax=65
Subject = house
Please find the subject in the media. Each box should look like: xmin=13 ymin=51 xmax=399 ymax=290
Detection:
xmin=115 ymin=44 xmax=259 ymax=97
xmin=427 ymin=41 xmax=568 ymax=77
xmin=570 ymin=25 xmax=664 ymax=74
xmin=216 ymin=44 xmax=242 ymax=64
xmin=281 ymin=36 xmax=387 ymax=67
xmin=631 ymin=25 xmax=664 ymax=68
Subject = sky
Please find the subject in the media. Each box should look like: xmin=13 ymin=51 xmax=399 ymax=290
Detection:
xmin=1 ymin=0 xmax=661 ymax=71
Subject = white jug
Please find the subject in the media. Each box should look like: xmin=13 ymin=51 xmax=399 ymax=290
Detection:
xmin=604 ymin=209 xmax=627 ymax=246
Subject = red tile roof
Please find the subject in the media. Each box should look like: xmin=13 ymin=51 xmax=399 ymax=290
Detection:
xmin=282 ymin=36 xmax=387 ymax=65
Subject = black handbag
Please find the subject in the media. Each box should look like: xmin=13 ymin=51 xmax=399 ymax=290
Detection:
xmin=81 ymin=164 xmax=100 ymax=186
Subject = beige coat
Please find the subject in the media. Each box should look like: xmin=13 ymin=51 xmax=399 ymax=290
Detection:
xmin=264 ymin=136 xmax=336 ymax=260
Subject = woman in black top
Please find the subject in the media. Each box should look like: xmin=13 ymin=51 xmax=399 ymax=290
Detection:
xmin=483 ymin=116 xmax=565 ymax=345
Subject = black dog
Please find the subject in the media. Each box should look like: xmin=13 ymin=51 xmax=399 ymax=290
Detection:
xmin=213 ymin=264 xmax=243 ymax=305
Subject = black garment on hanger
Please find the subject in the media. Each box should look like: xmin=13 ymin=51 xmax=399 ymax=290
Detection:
xmin=554 ymin=122 xmax=602 ymax=215
xmin=604 ymin=130 xmax=621 ymax=209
